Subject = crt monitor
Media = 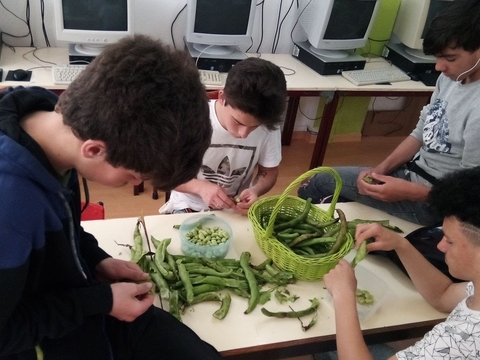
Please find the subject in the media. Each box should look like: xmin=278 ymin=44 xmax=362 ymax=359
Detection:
xmin=298 ymin=0 xmax=380 ymax=59
xmin=53 ymin=0 xmax=133 ymax=56
xmin=185 ymin=0 xmax=256 ymax=56
xmin=392 ymin=0 xmax=453 ymax=59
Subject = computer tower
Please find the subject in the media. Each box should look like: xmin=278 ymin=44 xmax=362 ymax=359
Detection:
xmin=292 ymin=41 xmax=366 ymax=75
xmin=184 ymin=40 xmax=244 ymax=72
xmin=68 ymin=44 xmax=96 ymax=64
xmin=382 ymin=43 xmax=440 ymax=86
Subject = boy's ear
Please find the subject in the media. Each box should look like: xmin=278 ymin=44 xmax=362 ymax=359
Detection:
xmin=81 ymin=139 xmax=107 ymax=159
xmin=217 ymin=90 xmax=226 ymax=105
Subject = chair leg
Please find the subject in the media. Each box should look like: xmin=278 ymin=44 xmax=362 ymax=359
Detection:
xmin=133 ymin=181 xmax=144 ymax=196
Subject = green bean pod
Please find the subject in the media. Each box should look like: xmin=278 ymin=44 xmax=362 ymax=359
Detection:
xmin=288 ymin=232 xmax=322 ymax=247
xmin=240 ymin=252 xmax=260 ymax=314
xmin=130 ymin=219 xmax=145 ymax=263
xmin=177 ymin=262 xmax=194 ymax=303
xmin=350 ymin=240 xmax=367 ymax=268
xmin=213 ymin=293 xmax=232 ymax=320
xmin=273 ymin=198 xmax=312 ymax=232
xmin=261 ymin=298 xmax=319 ymax=318
xmin=168 ymin=290 xmax=182 ymax=322
xmin=326 ymin=209 xmax=348 ymax=256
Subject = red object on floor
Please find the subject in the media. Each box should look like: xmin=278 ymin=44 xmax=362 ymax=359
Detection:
xmin=80 ymin=202 xmax=105 ymax=221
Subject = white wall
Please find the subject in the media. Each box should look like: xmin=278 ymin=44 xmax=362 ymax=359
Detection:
xmin=0 ymin=0 xmax=317 ymax=131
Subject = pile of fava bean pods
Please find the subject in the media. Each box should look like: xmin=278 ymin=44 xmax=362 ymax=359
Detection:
xmin=126 ymin=218 xmax=322 ymax=326
xmin=263 ymin=198 xmax=403 ymax=258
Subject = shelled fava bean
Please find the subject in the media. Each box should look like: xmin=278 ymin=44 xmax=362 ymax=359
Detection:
xmin=356 ymin=289 xmax=374 ymax=306
xmin=186 ymin=225 xmax=229 ymax=246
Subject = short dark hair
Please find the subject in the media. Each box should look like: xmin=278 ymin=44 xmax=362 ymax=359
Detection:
xmin=223 ymin=57 xmax=287 ymax=131
xmin=56 ymin=35 xmax=212 ymax=190
xmin=428 ymin=167 xmax=480 ymax=230
xmin=423 ymin=0 xmax=480 ymax=55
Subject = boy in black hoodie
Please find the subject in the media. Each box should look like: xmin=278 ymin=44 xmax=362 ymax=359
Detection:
xmin=0 ymin=35 xmax=220 ymax=359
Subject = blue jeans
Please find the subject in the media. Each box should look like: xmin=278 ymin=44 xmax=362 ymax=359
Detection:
xmin=297 ymin=166 xmax=440 ymax=226
xmin=314 ymin=343 xmax=397 ymax=360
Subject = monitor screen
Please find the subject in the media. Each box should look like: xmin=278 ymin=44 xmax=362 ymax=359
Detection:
xmin=62 ymin=1 xmax=128 ymax=32
xmin=193 ymin=0 xmax=251 ymax=35
xmin=299 ymin=0 xmax=379 ymax=59
xmin=53 ymin=0 xmax=133 ymax=56
xmin=421 ymin=0 xmax=451 ymax=38
xmin=324 ymin=1 xmax=377 ymax=40
xmin=185 ymin=0 xmax=256 ymax=55
xmin=393 ymin=0 xmax=452 ymax=58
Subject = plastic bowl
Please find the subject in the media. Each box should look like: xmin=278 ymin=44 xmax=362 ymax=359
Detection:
xmin=325 ymin=265 xmax=390 ymax=321
xmin=179 ymin=214 xmax=233 ymax=259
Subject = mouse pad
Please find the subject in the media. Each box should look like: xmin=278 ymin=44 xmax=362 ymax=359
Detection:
xmin=5 ymin=70 xmax=32 ymax=82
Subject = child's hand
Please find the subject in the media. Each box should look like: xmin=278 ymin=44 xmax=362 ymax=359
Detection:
xmin=323 ymin=259 xmax=357 ymax=300
xmin=232 ymin=190 xmax=258 ymax=215
xmin=200 ymin=182 xmax=235 ymax=209
xmin=355 ymin=223 xmax=405 ymax=252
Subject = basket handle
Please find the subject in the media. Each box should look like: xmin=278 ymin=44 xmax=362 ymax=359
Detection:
xmin=266 ymin=167 xmax=343 ymax=237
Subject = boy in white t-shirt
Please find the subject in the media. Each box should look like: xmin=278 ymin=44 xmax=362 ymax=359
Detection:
xmin=324 ymin=166 xmax=480 ymax=359
xmin=160 ymin=57 xmax=287 ymax=215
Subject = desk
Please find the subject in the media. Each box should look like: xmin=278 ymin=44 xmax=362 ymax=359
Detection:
xmin=251 ymin=53 xmax=339 ymax=147
xmin=0 ymin=46 xmax=435 ymax=172
xmin=0 ymin=46 xmax=336 ymax=147
xmin=82 ymin=202 xmax=446 ymax=359
xmin=308 ymin=60 xmax=436 ymax=169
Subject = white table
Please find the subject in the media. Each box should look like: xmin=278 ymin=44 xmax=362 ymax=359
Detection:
xmin=82 ymin=202 xmax=446 ymax=359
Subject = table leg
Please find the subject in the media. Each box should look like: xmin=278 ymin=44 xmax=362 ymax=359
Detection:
xmin=309 ymin=91 xmax=339 ymax=169
xmin=281 ymin=95 xmax=300 ymax=146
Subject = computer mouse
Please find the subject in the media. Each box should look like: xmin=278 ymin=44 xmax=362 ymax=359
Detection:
xmin=407 ymin=72 xmax=420 ymax=82
xmin=13 ymin=69 xmax=29 ymax=81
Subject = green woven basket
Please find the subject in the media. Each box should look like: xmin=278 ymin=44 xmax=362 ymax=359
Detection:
xmin=248 ymin=167 xmax=354 ymax=281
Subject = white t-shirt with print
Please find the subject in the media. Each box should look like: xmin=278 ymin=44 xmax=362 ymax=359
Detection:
xmin=397 ymin=282 xmax=480 ymax=359
xmin=160 ymin=100 xmax=281 ymax=213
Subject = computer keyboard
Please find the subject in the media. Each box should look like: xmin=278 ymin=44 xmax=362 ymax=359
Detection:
xmin=52 ymin=65 xmax=88 ymax=85
xmin=341 ymin=67 xmax=411 ymax=86
xmin=199 ymin=69 xmax=222 ymax=85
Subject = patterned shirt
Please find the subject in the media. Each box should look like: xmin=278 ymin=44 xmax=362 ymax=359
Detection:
xmin=397 ymin=282 xmax=480 ymax=359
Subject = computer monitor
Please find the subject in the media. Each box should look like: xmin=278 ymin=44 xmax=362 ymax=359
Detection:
xmin=298 ymin=0 xmax=380 ymax=59
xmin=392 ymin=0 xmax=453 ymax=59
xmin=53 ymin=0 xmax=133 ymax=57
xmin=185 ymin=0 xmax=256 ymax=56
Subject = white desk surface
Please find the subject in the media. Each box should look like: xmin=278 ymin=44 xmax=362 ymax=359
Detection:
xmin=82 ymin=202 xmax=446 ymax=356
xmin=1 ymin=45 xmax=434 ymax=93
xmin=0 ymin=46 xmax=68 ymax=90
xmin=0 ymin=46 xmax=336 ymax=92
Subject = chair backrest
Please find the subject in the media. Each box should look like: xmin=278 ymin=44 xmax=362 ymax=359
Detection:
xmin=81 ymin=202 xmax=105 ymax=221
xmin=207 ymin=90 xmax=220 ymax=100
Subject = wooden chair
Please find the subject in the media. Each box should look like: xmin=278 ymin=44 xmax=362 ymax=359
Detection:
xmin=133 ymin=90 xmax=220 ymax=201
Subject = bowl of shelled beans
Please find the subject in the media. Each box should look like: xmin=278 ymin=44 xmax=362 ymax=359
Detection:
xmin=179 ymin=214 xmax=233 ymax=259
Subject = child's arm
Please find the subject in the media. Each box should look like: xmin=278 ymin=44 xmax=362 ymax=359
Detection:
xmin=175 ymin=179 xmax=235 ymax=209
xmin=356 ymin=223 xmax=467 ymax=312
xmin=233 ymin=166 xmax=278 ymax=215
xmin=324 ymin=260 xmax=374 ymax=360
xmin=245 ymin=165 xmax=278 ymax=198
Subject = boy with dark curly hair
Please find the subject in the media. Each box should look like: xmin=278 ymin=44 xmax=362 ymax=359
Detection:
xmin=0 ymin=35 xmax=220 ymax=359
xmin=325 ymin=166 xmax=480 ymax=359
